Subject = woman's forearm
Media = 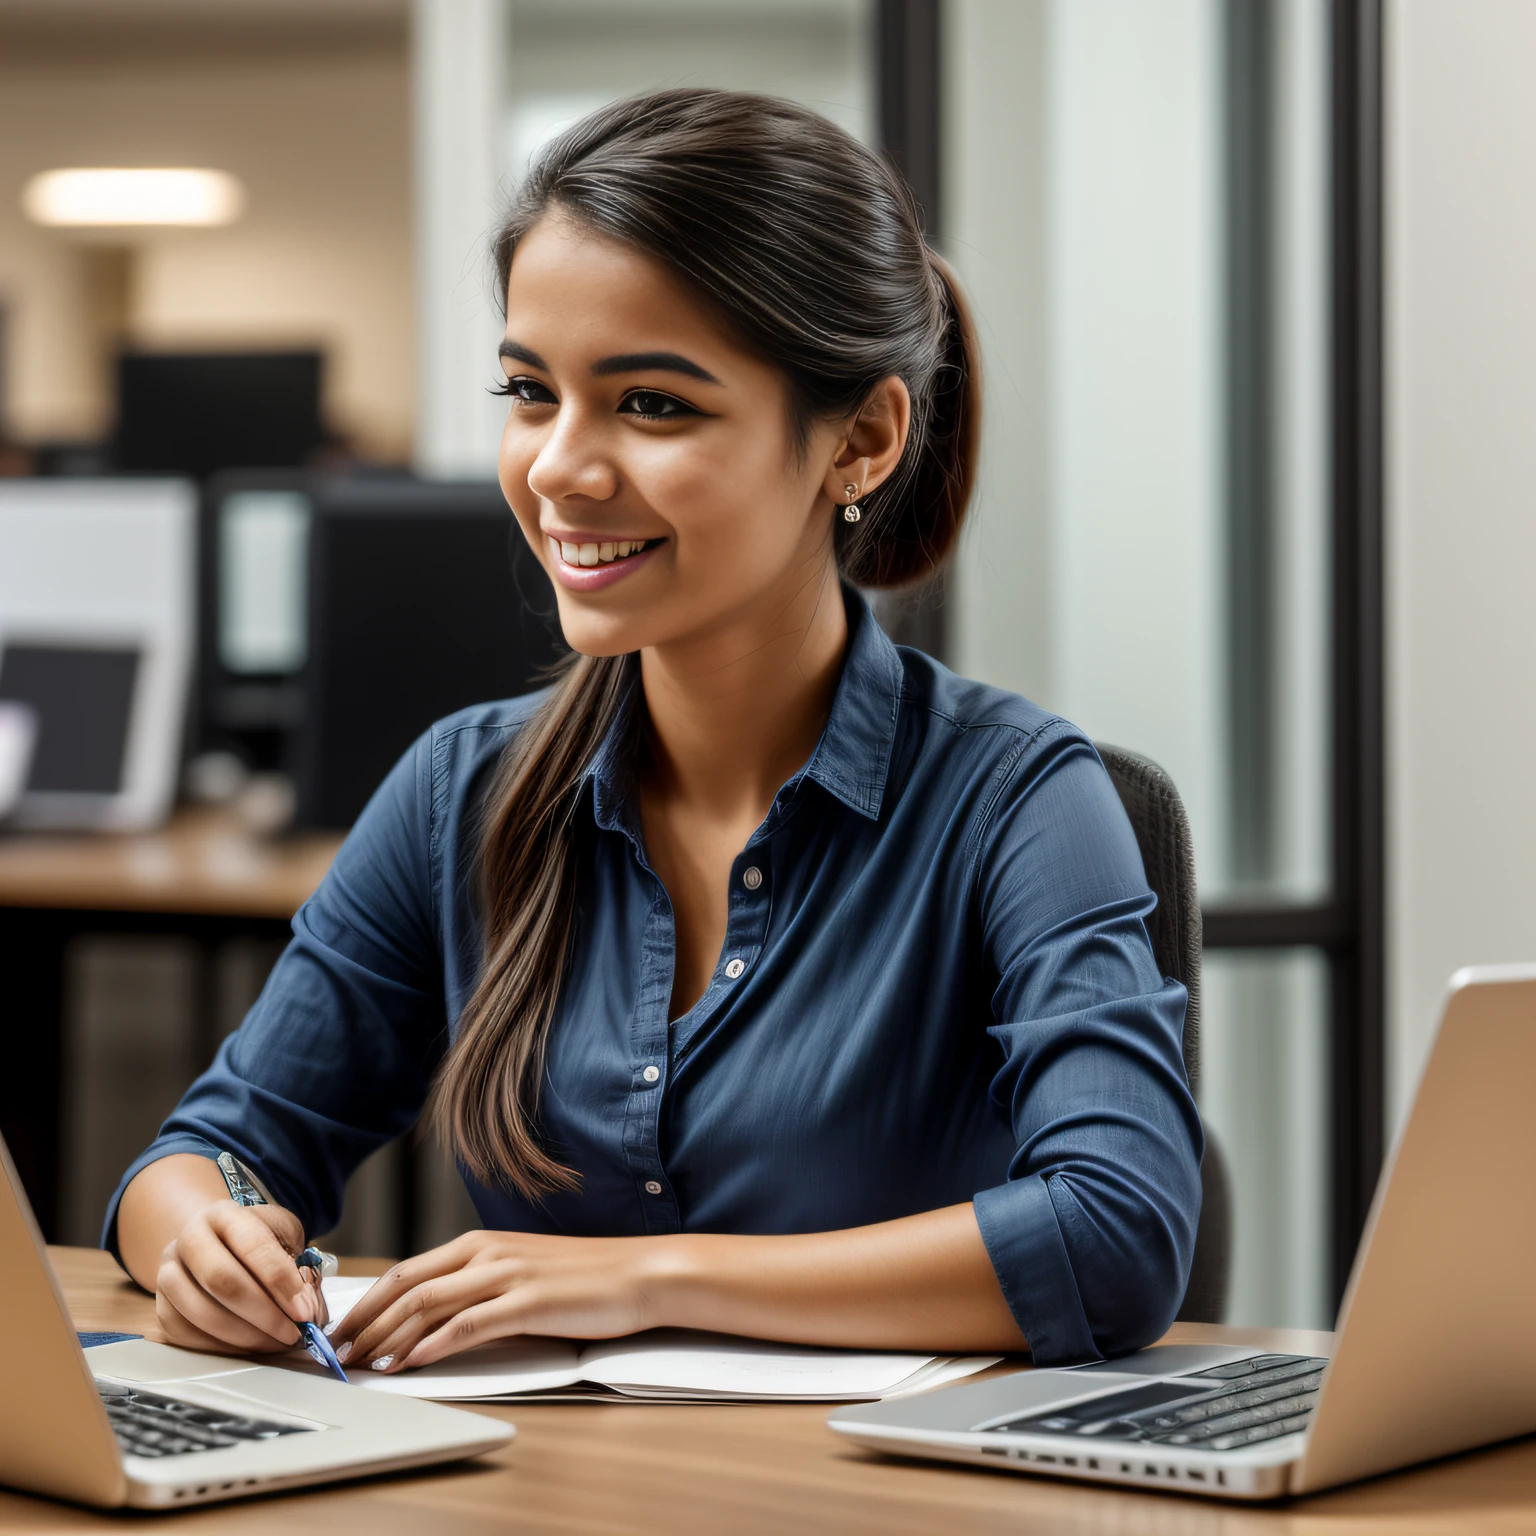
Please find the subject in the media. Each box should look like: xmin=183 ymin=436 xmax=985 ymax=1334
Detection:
xmin=117 ymin=1153 xmax=244 ymax=1291
xmin=648 ymin=1202 xmax=1029 ymax=1354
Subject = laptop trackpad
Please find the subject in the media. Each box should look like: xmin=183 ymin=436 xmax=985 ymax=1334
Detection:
xmin=1070 ymin=1345 xmax=1265 ymax=1377
xmin=86 ymin=1338 xmax=275 ymax=1384
xmin=832 ymin=1368 xmax=1144 ymax=1433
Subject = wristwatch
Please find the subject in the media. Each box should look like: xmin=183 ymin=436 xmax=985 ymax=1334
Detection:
xmin=215 ymin=1151 xmax=338 ymax=1277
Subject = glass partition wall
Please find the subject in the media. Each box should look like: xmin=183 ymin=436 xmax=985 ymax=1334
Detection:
xmin=946 ymin=0 xmax=1381 ymax=1329
xmin=502 ymin=0 xmax=873 ymax=178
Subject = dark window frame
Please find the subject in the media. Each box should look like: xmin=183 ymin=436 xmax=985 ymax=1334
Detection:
xmin=872 ymin=0 xmax=947 ymax=660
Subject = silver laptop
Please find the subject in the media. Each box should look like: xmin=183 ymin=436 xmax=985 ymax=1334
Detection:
xmin=830 ymin=964 xmax=1536 ymax=1499
xmin=0 ymin=1135 xmax=512 ymax=1510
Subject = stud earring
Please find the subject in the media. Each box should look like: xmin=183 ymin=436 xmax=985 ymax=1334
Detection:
xmin=841 ymin=483 xmax=862 ymax=524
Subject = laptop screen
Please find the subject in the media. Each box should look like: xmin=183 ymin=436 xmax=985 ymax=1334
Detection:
xmin=0 ymin=642 xmax=142 ymax=795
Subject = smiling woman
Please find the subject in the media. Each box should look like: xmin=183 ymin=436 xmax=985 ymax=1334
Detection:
xmin=111 ymin=90 xmax=1202 ymax=1380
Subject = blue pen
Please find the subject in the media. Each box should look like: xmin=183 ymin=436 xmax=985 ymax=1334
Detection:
xmin=215 ymin=1152 xmax=349 ymax=1384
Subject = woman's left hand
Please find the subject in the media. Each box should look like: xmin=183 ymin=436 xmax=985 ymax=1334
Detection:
xmin=326 ymin=1230 xmax=673 ymax=1373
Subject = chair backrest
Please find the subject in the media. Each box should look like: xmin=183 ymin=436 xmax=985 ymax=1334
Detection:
xmin=1096 ymin=743 xmax=1230 ymax=1325
xmin=1096 ymin=746 xmax=1203 ymax=1088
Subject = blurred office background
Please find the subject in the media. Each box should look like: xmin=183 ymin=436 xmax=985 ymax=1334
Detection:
xmin=2 ymin=0 xmax=1532 ymax=1340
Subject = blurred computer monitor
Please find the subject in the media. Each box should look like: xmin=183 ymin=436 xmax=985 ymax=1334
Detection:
xmin=117 ymin=351 xmax=325 ymax=481
xmin=0 ymin=480 xmax=195 ymax=830
xmin=198 ymin=474 xmax=567 ymax=827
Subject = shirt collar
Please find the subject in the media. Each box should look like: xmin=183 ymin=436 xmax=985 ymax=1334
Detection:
xmin=584 ymin=584 xmax=904 ymax=832
xmin=587 ymin=661 xmax=644 ymax=838
xmin=799 ymin=586 xmax=903 ymax=820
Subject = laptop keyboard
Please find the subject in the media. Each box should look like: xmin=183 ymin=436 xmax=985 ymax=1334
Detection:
xmin=987 ymin=1354 xmax=1330 ymax=1453
xmin=96 ymin=1382 xmax=316 ymax=1460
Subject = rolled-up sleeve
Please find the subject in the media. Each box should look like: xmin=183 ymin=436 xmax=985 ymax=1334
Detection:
xmin=970 ymin=723 xmax=1203 ymax=1364
xmin=102 ymin=729 xmax=447 ymax=1258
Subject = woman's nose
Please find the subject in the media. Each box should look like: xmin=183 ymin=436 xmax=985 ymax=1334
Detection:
xmin=525 ymin=409 xmax=618 ymax=506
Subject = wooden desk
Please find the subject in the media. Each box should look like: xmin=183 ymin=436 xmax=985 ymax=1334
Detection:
xmin=0 ymin=806 xmax=343 ymax=919
xmin=0 ymin=810 xmax=344 ymax=1240
xmin=7 ymin=1249 xmax=1536 ymax=1534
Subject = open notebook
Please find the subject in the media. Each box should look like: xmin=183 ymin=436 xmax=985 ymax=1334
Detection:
xmin=317 ymin=1276 xmax=1000 ymax=1403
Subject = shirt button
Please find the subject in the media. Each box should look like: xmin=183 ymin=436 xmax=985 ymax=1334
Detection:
xmin=642 ymin=1065 xmax=660 ymax=1084
xmin=644 ymin=1180 xmax=663 ymax=1195
xmin=724 ymin=957 xmax=746 ymax=980
xmin=742 ymin=866 xmax=763 ymax=890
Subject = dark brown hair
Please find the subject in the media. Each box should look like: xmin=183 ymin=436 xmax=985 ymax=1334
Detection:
xmin=430 ymin=88 xmax=982 ymax=1194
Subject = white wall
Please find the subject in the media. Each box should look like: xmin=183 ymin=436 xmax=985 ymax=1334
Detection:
xmin=947 ymin=0 xmax=1227 ymax=881
xmin=944 ymin=0 xmax=1051 ymax=706
xmin=505 ymin=0 xmax=870 ymax=154
xmin=1045 ymin=0 xmax=1227 ymax=880
xmin=1386 ymin=0 xmax=1536 ymax=1125
xmin=1269 ymin=0 xmax=1332 ymax=903
xmin=412 ymin=0 xmax=506 ymax=478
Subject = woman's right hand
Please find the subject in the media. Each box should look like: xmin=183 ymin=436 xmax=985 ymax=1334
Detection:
xmin=152 ymin=1198 xmax=324 ymax=1355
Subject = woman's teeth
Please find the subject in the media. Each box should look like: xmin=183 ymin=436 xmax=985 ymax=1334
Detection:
xmin=559 ymin=539 xmax=648 ymax=567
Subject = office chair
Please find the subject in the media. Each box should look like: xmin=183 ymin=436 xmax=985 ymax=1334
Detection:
xmin=1097 ymin=744 xmax=1232 ymax=1325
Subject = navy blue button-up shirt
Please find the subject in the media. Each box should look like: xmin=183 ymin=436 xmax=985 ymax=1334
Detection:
xmin=106 ymin=591 xmax=1202 ymax=1363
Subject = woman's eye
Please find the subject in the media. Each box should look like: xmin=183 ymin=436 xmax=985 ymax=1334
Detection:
xmin=621 ymin=390 xmax=694 ymax=421
xmin=496 ymin=375 xmax=556 ymax=405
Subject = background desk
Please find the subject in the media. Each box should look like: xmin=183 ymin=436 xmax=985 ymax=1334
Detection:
xmin=0 ymin=810 xmax=343 ymax=1241
xmin=8 ymin=1248 xmax=1536 ymax=1534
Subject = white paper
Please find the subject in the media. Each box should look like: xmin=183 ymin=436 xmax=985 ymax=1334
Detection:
xmin=321 ymin=1275 xmax=383 ymax=1326
xmin=351 ymin=1338 xmax=587 ymax=1399
xmin=882 ymin=1356 xmax=1005 ymax=1399
xmin=579 ymin=1329 xmax=934 ymax=1397
xmin=321 ymin=1275 xmax=1000 ymax=1403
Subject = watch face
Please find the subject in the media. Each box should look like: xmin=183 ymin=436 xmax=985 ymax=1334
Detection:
xmin=216 ymin=1153 xmax=265 ymax=1206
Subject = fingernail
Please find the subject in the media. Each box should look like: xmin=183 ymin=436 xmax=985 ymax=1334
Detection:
xmin=335 ymin=1341 xmax=352 ymax=1363
xmin=323 ymin=1321 xmax=339 ymax=1337
xmin=370 ymin=1355 xmax=394 ymax=1372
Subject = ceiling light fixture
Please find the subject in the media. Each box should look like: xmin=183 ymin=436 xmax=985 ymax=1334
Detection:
xmin=21 ymin=168 xmax=246 ymax=228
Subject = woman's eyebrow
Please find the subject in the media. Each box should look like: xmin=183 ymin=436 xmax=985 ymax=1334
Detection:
xmin=591 ymin=351 xmax=721 ymax=384
xmin=498 ymin=340 xmax=721 ymax=385
xmin=499 ymin=339 xmax=548 ymax=368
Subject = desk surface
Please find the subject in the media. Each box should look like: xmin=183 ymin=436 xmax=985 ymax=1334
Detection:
xmin=0 ymin=808 xmax=343 ymax=919
xmin=7 ymin=1248 xmax=1536 ymax=1534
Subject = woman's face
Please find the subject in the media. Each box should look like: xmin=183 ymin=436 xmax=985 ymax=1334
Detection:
xmin=497 ymin=212 xmax=847 ymax=660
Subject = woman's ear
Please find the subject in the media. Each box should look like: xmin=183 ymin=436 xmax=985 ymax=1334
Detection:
xmin=822 ymin=375 xmax=912 ymax=505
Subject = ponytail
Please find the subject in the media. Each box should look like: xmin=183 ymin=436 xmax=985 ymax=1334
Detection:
xmin=839 ymin=250 xmax=982 ymax=589
xmin=426 ymin=652 xmax=633 ymax=1194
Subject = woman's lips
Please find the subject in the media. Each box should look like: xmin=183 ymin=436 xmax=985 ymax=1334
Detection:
xmin=546 ymin=534 xmax=661 ymax=592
